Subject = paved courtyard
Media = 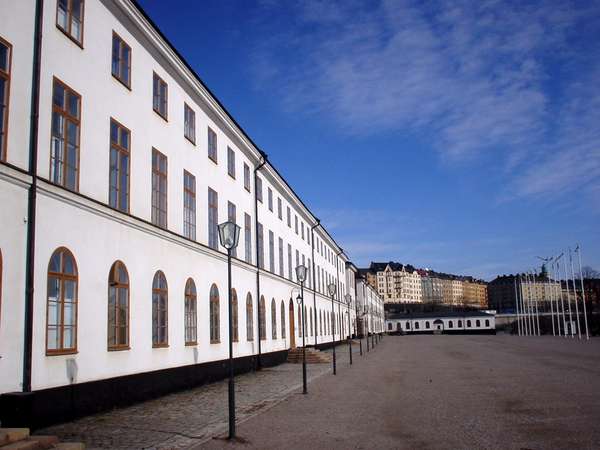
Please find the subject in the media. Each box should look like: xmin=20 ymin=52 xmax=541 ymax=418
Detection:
xmin=40 ymin=335 xmax=600 ymax=449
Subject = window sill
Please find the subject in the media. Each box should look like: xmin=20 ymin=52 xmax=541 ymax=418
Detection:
xmin=185 ymin=135 xmax=196 ymax=146
xmin=46 ymin=349 xmax=78 ymax=356
xmin=185 ymin=342 xmax=197 ymax=346
xmin=208 ymin=155 xmax=218 ymax=165
xmin=108 ymin=346 xmax=130 ymax=352
xmin=152 ymin=343 xmax=169 ymax=348
xmin=56 ymin=25 xmax=84 ymax=49
xmin=210 ymin=340 xmax=221 ymax=344
xmin=112 ymin=73 xmax=131 ymax=91
xmin=153 ymin=108 xmax=168 ymax=122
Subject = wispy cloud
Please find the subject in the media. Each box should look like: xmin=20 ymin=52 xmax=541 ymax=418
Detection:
xmin=249 ymin=0 xmax=600 ymax=205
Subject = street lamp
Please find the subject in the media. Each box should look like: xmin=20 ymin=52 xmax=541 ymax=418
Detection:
xmin=218 ymin=220 xmax=240 ymax=440
xmin=344 ymin=293 xmax=353 ymax=365
xmin=295 ymin=264 xmax=308 ymax=394
xmin=327 ymin=283 xmax=337 ymax=375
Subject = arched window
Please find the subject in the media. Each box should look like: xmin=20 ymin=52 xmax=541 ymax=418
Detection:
xmin=485 ymin=319 xmax=490 ymax=327
xmin=458 ymin=320 xmax=462 ymax=327
xmin=466 ymin=320 xmax=471 ymax=328
xmin=476 ymin=319 xmax=481 ymax=327
xmin=309 ymin=308 xmax=313 ymax=336
xmin=425 ymin=321 xmax=430 ymax=329
xmin=319 ymin=311 xmax=323 ymax=336
xmin=108 ymin=261 xmax=129 ymax=350
xmin=388 ymin=323 xmax=392 ymax=330
xmin=415 ymin=322 xmax=420 ymax=330
xmin=259 ymin=295 xmax=266 ymax=340
xmin=246 ymin=293 xmax=253 ymax=341
xmin=0 ymin=250 xmax=2 ymax=326
xmin=298 ymin=304 xmax=302 ymax=337
xmin=47 ymin=248 xmax=78 ymax=353
xmin=280 ymin=300 xmax=286 ymax=338
xmin=232 ymin=289 xmax=239 ymax=342
xmin=449 ymin=320 xmax=453 ymax=328
xmin=210 ymin=284 xmax=220 ymax=343
xmin=271 ymin=298 xmax=277 ymax=339
xmin=184 ymin=278 xmax=197 ymax=345
xmin=406 ymin=321 xmax=410 ymax=330
xmin=152 ymin=271 xmax=168 ymax=347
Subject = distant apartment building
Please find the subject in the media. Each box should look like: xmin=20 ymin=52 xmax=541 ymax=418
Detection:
xmin=488 ymin=274 xmax=561 ymax=313
xmin=362 ymin=262 xmax=487 ymax=307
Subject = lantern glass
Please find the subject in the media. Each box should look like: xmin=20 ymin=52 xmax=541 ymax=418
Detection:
xmin=327 ymin=283 xmax=336 ymax=297
xmin=218 ymin=221 xmax=240 ymax=250
xmin=344 ymin=293 xmax=352 ymax=305
xmin=295 ymin=264 xmax=307 ymax=283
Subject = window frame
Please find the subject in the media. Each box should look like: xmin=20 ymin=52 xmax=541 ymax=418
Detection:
xmin=207 ymin=126 xmax=217 ymax=163
xmin=259 ymin=296 xmax=266 ymax=341
xmin=243 ymin=163 xmax=251 ymax=192
xmin=152 ymin=270 xmax=169 ymax=348
xmin=46 ymin=247 xmax=78 ymax=355
xmin=184 ymin=278 xmax=197 ymax=345
xmin=56 ymin=0 xmax=85 ymax=48
xmin=107 ymin=260 xmax=130 ymax=351
xmin=210 ymin=284 xmax=220 ymax=343
xmin=152 ymin=72 xmax=168 ymax=121
xmin=111 ymin=31 xmax=131 ymax=90
xmin=151 ymin=148 xmax=168 ymax=229
xmin=227 ymin=147 xmax=236 ymax=179
xmin=184 ymin=103 xmax=196 ymax=145
xmin=246 ymin=293 xmax=253 ymax=341
xmin=208 ymin=187 xmax=218 ymax=250
xmin=232 ymin=289 xmax=239 ymax=342
xmin=271 ymin=298 xmax=277 ymax=340
xmin=108 ymin=118 xmax=131 ymax=213
xmin=50 ymin=77 xmax=81 ymax=191
xmin=0 ymin=36 xmax=12 ymax=162
xmin=183 ymin=170 xmax=196 ymax=240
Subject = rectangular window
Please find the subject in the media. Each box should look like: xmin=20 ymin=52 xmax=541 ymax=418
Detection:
xmin=295 ymin=215 xmax=298 ymax=234
xmin=269 ymin=230 xmax=275 ymax=273
xmin=56 ymin=0 xmax=84 ymax=45
xmin=184 ymin=103 xmax=195 ymax=144
xmin=308 ymin=258 xmax=311 ymax=288
xmin=183 ymin=171 xmax=196 ymax=240
xmin=51 ymin=78 xmax=80 ymax=191
xmin=0 ymin=38 xmax=12 ymax=161
xmin=288 ymin=244 xmax=292 ymax=280
xmin=151 ymin=148 xmax=168 ymax=228
xmin=208 ymin=126 xmax=217 ymax=162
xmin=257 ymin=222 xmax=264 ymax=269
xmin=227 ymin=147 xmax=235 ymax=178
xmin=152 ymin=72 xmax=168 ymax=119
xmin=228 ymin=201 xmax=237 ymax=257
xmin=244 ymin=213 xmax=252 ymax=264
xmin=295 ymin=250 xmax=300 ymax=273
xmin=287 ymin=206 xmax=291 ymax=227
xmin=268 ymin=188 xmax=273 ymax=211
xmin=277 ymin=198 xmax=282 ymax=220
xmin=208 ymin=187 xmax=218 ymax=249
xmin=244 ymin=163 xmax=251 ymax=192
xmin=256 ymin=176 xmax=263 ymax=202
xmin=278 ymin=237 xmax=284 ymax=276
xmin=301 ymin=222 xmax=305 ymax=240
xmin=111 ymin=32 xmax=130 ymax=88
xmin=108 ymin=119 xmax=130 ymax=212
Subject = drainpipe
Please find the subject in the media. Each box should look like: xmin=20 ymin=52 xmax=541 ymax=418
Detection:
xmin=23 ymin=0 xmax=44 ymax=394
xmin=253 ymin=153 xmax=266 ymax=369
xmin=335 ymin=249 xmax=344 ymax=342
xmin=310 ymin=220 xmax=320 ymax=347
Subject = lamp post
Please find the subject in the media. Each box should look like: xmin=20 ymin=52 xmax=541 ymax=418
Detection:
xmin=364 ymin=301 xmax=369 ymax=352
xmin=295 ymin=264 xmax=308 ymax=394
xmin=218 ymin=220 xmax=241 ymax=440
xmin=344 ymin=293 xmax=353 ymax=365
xmin=355 ymin=295 xmax=363 ymax=356
xmin=328 ymin=283 xmax=337 ymax=375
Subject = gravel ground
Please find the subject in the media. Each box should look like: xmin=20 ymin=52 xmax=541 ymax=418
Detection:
xmin=199 ymin=335 xmax=600 ymax=450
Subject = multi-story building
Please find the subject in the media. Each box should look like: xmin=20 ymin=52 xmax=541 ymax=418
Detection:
xmin=356 ymin=276 xmax=385 ymax=336
xmin=0 ymin=0 xmax=374 ymax=427
xmin=462 ymin=279 xmax=488 ymax=308
xmin=362 ymin=262 xmax=422 ymax=303
xmin=488 ymin=274 xmax=560 ymax=313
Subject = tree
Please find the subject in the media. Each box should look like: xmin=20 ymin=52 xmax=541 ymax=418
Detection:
xmin=581 ymin=266 xmax=599 ymax=279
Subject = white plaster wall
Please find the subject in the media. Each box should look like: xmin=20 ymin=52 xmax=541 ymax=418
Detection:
xmin=0 ymin=168 xmax=29 ymax=392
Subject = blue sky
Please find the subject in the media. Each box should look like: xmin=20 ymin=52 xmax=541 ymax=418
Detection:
xmin=138 ymin=0 xmax=600 ymax=280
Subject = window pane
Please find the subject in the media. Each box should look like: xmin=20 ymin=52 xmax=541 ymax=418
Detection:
xmin=0 ymin=43 xmax=9 ymax=71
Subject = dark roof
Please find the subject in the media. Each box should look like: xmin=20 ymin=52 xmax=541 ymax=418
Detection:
xmin=360 ymin=262 xmax=486 ymax=283
xmin=386 ymin=311 xmax=494 ymax=320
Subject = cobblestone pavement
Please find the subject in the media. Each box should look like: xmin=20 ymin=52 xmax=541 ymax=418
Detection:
xmin=37 ymin=342 xmax=360 ymax=450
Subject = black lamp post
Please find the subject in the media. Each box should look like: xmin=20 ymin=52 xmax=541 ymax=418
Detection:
xmin=344 ymin=293 xmax=353 ymax=365
xmin=364 ymin=301 xmax=369 ymax=352
xmin=295 ymin=264 xmax=308 ymax=394
xmin=355 ymin=296 xmax=363 ymax=356
xmin=327 ymin=283 xmax=337 ymax=375
xmin=218 ymin=220 xmax=241 ymax=440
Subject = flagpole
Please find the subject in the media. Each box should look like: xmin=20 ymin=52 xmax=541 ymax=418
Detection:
xmin=526 ymin=272 xmax=534 ymax=335
xmin=569 ymin=248 xmax=581 ymax=340
xmin=548 ymin=258 xmax=556 ymax=336
xmin=514 ymin=276 xmax=521 ymax=336
xmin=556 ymin=256 xmax=567 ymax=337
xmin=533 ymin=270 xmax=541 ymax=335
xmin=575 ymin=245 xmax=589 ymax=340
xmin=562 ymin=256 xmax=574 ymax=338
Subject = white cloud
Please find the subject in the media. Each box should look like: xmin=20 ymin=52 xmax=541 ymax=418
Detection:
xmin=250 ymin=0 xmax=600 ymax=204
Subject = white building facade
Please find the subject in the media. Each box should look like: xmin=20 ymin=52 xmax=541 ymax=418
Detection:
xmin=0 ymin=0 xmax=374 ymax=427
xmin=385 ymin=312 xmax=496 ymax=334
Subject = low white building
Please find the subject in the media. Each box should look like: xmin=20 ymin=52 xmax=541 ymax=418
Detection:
xmin=385 ymin=311 xmax=496 ymax=334
xmin=0 ymin=0 xmax=366 ymax=428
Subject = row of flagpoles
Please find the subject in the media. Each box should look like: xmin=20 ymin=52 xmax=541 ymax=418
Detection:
xmin=514 ymin=244 xmax=589 ymax=340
